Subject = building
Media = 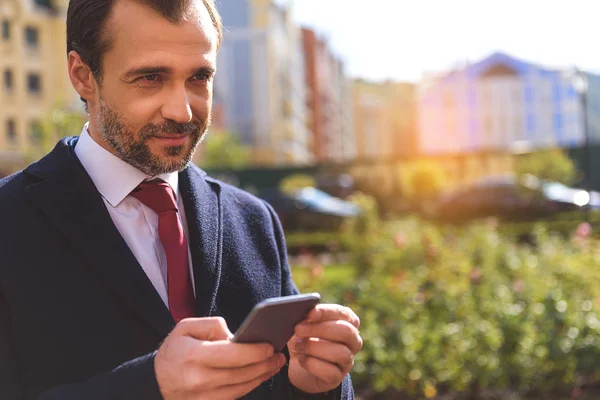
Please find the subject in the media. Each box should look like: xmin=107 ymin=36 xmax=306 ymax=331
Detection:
xmin=301 ymin=28 xmax=355 ymax=163
xmin=352 ymin=80 xmax=417 ymax=161
xmin=350 ymin=77 xmax=512 ymax=196
xmin=417 ymin=52 xmax=600 ymax=156
xmin=214 ymin=0 xmax=312 ymax=166
xmin=0 ymin=0 xmax=79 ymax=175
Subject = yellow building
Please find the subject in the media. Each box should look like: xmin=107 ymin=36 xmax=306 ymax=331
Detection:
xmin=0 ymin=0 xmax=79 ymax=175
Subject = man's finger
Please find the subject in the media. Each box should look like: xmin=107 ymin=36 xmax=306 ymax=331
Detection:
xmin=175 ymin=317 xmax=233 ymax=341
xmin=211 ymin=367 xmax=281 ymax=400
xmin=212 ymin=353 xmax=286 ymax=386
xmin=289 ymin=337 xmax=354 ymax=374
xmin=306 ymin=305 xmax=360 ymax=328
xmin=192 ymin=341 xmax=277 ymax=368
xmin=295 ymin=320 xmax=362 ymax=355
xmin=297 ymin=354 xmax=345 ymax=387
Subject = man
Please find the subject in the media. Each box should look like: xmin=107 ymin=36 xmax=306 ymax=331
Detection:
xmin=0 ymin=0 xmax=362 ymax=399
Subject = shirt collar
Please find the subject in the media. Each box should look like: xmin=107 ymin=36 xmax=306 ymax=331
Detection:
xmin=74 ymin=123 xmax=179 ymax=208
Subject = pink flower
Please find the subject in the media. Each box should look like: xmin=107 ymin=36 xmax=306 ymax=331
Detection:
xmin=512 ymin=279 xmax=525 ymax=294
xmin=394 ymin=232 xmax=408 ymax=248
xmin=469 ymin=268 xmax=483 ymax=284
xmin=310 ymin=264 xmax=324 ymax=279
xmin=575 ymin=222 xmax=592 ymax=239
xmin=486 ymin=217 xmax=499 ymax=231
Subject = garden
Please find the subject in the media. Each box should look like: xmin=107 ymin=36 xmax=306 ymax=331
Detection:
xmin=290 ymin=193 xmax=600 ymax=399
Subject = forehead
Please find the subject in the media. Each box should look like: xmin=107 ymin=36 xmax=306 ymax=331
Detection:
xmin=103 ymin=0 xmax=217 ymax=72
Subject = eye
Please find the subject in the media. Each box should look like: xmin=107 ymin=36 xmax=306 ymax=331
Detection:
xmin=192 ymin=73 xmax=212 ymax=82
xmin=133 ymin=74 xmax=163 ymax=88
xmin=142 ymin=74 xmax=159 ymax=82
xmin=133 ymin=74 xmax=162 ymax=85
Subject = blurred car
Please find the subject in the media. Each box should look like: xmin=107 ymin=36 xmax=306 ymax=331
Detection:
xmin=259 ymin=187 xmax=361 ymax=232
xmin=432 ymin=175 xmax=600 ymax=223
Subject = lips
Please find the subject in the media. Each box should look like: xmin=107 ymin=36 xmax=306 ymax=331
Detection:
xmin=152 ymin=134 xmax=189 ymax=146
xmin=153 ymin=133 xmax=188 ymax=139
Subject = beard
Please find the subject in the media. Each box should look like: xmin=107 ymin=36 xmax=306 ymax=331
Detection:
xmin=96 ymin=96 xmax=209 ymax=176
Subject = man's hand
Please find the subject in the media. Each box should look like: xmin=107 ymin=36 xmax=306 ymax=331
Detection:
xmin=287 ymin=304 xmax=363 ymax=394
xmin=155 ymin=317 xmax=286 ymax=400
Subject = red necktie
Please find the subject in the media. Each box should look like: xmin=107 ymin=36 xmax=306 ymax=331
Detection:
xmin=132 ymin=180 xmax=195 ymax=322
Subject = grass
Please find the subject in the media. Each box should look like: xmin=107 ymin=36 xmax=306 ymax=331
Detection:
xmin=291 ymin=263 xmax=356 ymax=294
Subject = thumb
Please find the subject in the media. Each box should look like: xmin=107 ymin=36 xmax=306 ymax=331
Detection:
xmin=175 ymin=317 xmax=233 ymax=341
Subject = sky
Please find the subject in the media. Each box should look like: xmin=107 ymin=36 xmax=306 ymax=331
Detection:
xmin=292 ymin=0 xmax=600 ymax=83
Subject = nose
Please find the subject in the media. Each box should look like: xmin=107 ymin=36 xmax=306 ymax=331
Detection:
xmin=160 ymin=85 xmax=193 ymax=124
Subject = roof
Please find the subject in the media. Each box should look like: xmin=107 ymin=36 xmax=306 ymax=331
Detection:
xmin=431 ymin=51 xmax=558 ymax=86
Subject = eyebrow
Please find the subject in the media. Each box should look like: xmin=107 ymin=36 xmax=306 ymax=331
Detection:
xmin=123 ymin=66 xmax=216 ymax=80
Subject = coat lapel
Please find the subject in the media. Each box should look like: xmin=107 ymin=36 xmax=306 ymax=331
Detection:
xmin=179 ymin=166 xmax=223 ymax=318
xmin=24 ymin=138 xmax=175 ymax=336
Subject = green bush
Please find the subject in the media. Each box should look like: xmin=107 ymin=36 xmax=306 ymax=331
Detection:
xmin=516 ymin=148 xmax=578 ymax=185
xmin=294 ymin=211 xmax=600 ymax=399
xmin=400 ymin=160 xmax=447 ymax=201
xmin=197 ymin=130 xmax=251 ymax=169
xmin=279 ymin=174 xmax=316 ymax=195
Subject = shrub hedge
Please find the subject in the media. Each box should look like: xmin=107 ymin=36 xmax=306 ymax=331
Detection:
xmin=292 ymin=195 xmax=600 ymax=399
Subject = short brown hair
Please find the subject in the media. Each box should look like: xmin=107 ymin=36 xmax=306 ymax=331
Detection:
xmin=67 ymin=0 xmax=222 ymax=81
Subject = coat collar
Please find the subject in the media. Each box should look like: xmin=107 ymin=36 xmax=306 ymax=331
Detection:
xmin=179 ymin=165 xmax=223 ymax=318
xmin=25 ymin=138 xmax=222 ymax=335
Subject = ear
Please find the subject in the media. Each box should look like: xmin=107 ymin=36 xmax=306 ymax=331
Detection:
xmin=67 ymin=50 xmax=98 ymax=105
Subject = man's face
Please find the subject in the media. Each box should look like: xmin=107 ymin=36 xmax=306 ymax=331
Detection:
xmin=89 ymin=0 xmax=218 ymax=175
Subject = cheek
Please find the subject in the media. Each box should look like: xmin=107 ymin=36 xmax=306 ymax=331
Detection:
xmin=102 ymin=81 xmax=163 ymax=122
xmin=115 ymin=99 xmax=162 ymax=131
xmin=193 ymin=83 xmax=213 ymax=107
xmin=190 ymin=97 xmax=211 ymax=121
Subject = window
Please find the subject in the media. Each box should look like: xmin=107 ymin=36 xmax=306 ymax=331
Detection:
xmin=27 ymin=73 xmax=41 ymax=94
xmin=25 ymin=26 xmax=39 ymax=48
xmin=6 ymin=119 xmax=16 ymax=145
xmin=29 ymin=120 xmax=42 ymax=145
xmin=4 ymin=69 xmax=13 ymax=91
xmin=2 ymin=20 xmax=9 ymax=40
xmin=34 ymin=0 xmax=53 ymax=8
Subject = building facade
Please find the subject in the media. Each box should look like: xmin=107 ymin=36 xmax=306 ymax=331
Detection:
xmin=352 ymin=80 xmax=417 ymax=161
xmin=0 ymin=0 xmax=79 ymax=174
xmin=302 ymin=28 xmax=355 ymax=163
xmin=214 ymin=0 xmax=312 ymax=166
xmin=417 ymin=52 xmax=600 ymax=156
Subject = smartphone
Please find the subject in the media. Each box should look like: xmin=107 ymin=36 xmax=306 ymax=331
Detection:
xmin=232 ymin=293 xmax=321 ymax=352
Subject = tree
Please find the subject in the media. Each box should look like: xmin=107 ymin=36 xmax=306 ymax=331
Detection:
xmin=516 ymin=148 xmax=578 ymax=185
xmin=279 ymin=174 xmax=316 ymax=195
xmin=26 ymin=107 xmax=87 ymax=163
xmin=400 ymin=160 xmax=446 ymax=201
xmin=196 ymin=131 xmax=251 ymax=169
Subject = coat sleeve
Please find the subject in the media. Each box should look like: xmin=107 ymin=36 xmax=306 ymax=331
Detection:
xmin=263 ymin=201 xmax=355 ymax=400
xmin=0 ymin=291 xmax=163 ymax=400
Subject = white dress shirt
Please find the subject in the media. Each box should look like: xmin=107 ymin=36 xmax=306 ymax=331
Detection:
xmin=74 ymin=124 xmax=195 ymax=308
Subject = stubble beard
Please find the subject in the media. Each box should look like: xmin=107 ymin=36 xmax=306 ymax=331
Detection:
xmin=96 ymin=96 xmax=210 ymax=176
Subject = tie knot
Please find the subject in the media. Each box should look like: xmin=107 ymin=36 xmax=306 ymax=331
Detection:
xmin=132 ymin=179 xmax=178 ymax=214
